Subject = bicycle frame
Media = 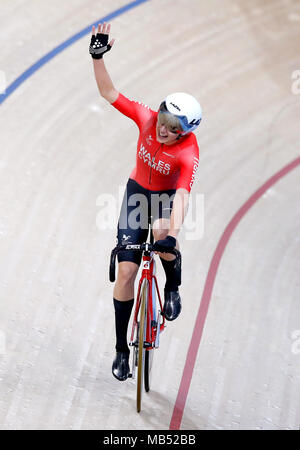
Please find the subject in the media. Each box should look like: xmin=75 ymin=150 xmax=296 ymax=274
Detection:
xmin=130 ymin=251 xmax=166 ymax=351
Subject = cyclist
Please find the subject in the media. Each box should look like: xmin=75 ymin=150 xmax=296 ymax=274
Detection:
xmin=90 ymin=23 xmax=202 ymax=381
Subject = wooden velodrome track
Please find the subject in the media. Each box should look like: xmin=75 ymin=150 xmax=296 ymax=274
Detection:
xmin=0 ymin=0 xmax=300 ymax=430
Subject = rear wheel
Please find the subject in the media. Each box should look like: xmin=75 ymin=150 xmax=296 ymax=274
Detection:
xmin=136 ymin=279 xmax=148 ymax=413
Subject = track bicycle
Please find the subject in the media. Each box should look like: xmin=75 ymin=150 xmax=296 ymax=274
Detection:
xmin=109 ymin=232 xmax=181 ymax=413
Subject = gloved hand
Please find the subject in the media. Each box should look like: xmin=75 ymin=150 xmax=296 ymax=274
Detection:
xmin=153 ymin=235 xmax=177 ymax=253
xmin=89 ymin=23 xmax=114 ymax=59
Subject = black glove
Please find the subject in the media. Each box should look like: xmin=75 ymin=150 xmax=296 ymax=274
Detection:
xmin=153 ymin=235 xmax=176 ymax=253
xmin=89 ymin=31 xmax=112 ymax=59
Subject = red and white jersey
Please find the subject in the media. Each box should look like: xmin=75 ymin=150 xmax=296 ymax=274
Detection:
xmin=111 ymin=93 xmax=199 ymax=192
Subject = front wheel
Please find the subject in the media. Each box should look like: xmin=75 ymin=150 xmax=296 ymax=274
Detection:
xmin=136 ymin=279 xmax=148 ymax=413
xmin=144 ymin=350 xmax=154 ymax=392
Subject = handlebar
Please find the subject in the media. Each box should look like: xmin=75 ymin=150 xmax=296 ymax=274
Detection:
xmin=109 ymin=243 xmax=181 ymax=282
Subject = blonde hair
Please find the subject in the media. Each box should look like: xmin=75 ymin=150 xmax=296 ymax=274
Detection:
xmin=157 ymin=111 xmax=182 ymax=132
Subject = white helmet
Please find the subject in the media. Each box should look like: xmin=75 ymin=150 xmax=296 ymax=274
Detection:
xmin=159 ymin=92 xmax=202 ymax=134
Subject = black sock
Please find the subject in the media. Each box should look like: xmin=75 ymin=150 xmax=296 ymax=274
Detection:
xmin=113 ymin=298 xmax=134 ymax=353
xmin=160 ymin=257 xmax=181 ymax=291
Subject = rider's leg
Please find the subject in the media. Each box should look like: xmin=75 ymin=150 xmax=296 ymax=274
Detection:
xmin=152 ymin=218 xmax=181 ymax=290
xmin=112 ymin=261 xmax=139 ymax=381
xmin=113 ymin=179 xmax=149 ymax=380
xmin=152 ymin=218 xmax=182 ymax=321
xmin=113 ymin=261 xmax=139 ymax=301
xmin=113 ymin=261 xmax=139 ymax=354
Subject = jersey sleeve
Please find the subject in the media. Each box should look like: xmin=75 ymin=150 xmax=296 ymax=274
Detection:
xmin=176 ymin=141 xmax=200 ymax=192
xmin=111 ymin=92 xmax=153 ymax=130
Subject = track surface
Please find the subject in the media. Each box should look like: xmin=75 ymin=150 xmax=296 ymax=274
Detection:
xmin=0 ymin=0 xmax=300 ymax=430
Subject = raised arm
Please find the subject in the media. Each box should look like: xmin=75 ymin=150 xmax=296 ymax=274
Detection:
xmin=90 ymin=23 xmax=119 ymax=104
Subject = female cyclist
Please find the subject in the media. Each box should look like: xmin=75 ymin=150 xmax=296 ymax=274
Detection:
xmin=90 ymin=23 xmax=202 ymax=381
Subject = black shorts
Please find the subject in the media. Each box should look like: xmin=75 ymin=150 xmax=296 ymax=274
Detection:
xmin=117 ymin=179 xmax=176 ymax=265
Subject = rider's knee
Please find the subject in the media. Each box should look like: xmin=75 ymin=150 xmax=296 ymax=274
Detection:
xmin=117 ymin=262 xmax=138 ymax=285
xmin=152 ymin=228 xmax=169 ymax=242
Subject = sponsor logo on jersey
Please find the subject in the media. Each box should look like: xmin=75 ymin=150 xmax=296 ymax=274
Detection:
xmin=189 ymin=156 xmax=199 ymax=189
xmin=136 ymin=101 xmax=150 ymax=110
xmin=139 ymin=144 xmax=171 ymax=175
xmin=146 ymin=135 xmax=154 ymax=146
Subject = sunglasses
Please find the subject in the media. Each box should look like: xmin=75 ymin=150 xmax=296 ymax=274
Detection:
xmin=159 ymin=101 xmax=200 ymax=133
xmin=158 ymin=110 xmax=182 ymax=134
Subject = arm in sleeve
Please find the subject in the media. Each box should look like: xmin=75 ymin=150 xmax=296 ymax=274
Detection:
xmin=111 ymin=93 xmax=153 ymax=130
xmin=176 ymin=144 xmax=200 ymax=192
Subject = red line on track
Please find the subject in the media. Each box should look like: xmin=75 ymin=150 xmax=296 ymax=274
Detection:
xmin=169 ymin=155 xmax=300 ymax=430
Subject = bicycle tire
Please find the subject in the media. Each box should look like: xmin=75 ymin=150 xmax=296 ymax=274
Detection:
xmin=144 ymin=349 xmax=154 ymax=392
xmin=145 ymin=272 xmax=157 ymax=392
xmin=136 ymin=279 xmax=148 ymax=413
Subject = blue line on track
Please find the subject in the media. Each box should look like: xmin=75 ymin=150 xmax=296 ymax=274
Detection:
xmin=0 ymin=0 xmax=149 ymax=105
